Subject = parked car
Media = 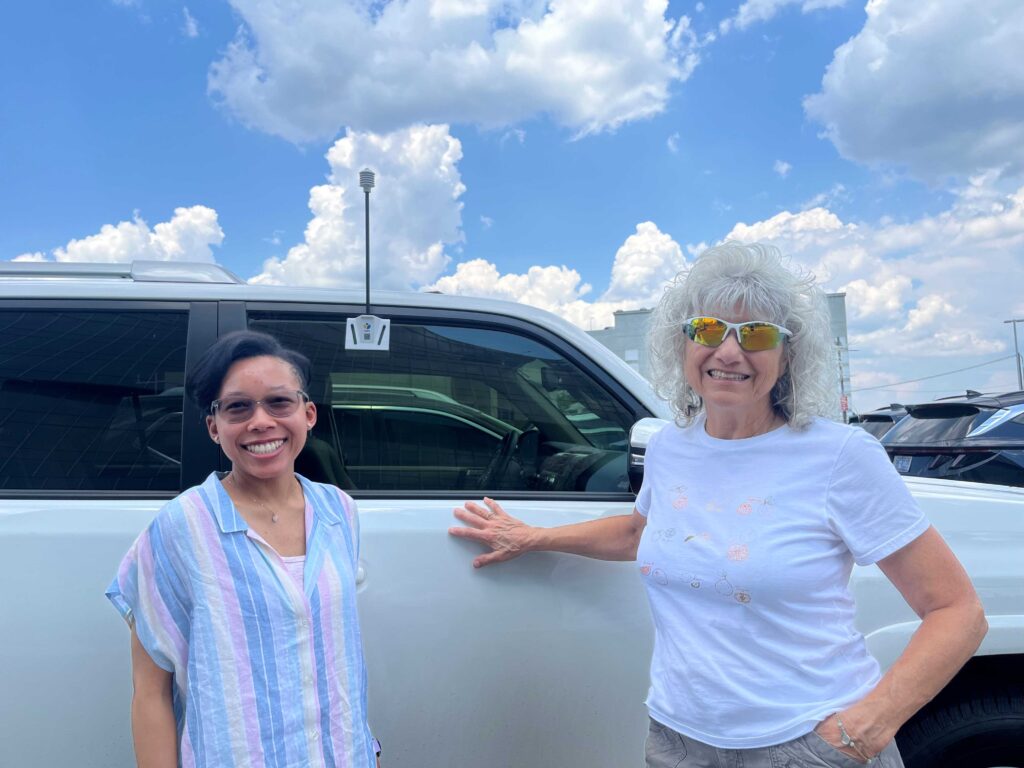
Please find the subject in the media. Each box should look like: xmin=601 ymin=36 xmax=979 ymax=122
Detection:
xmin=881 ymin=390 xmax=1024 ymax=488
xmin=849 ymin=403 xmax=908 ymax=439
xmin=1 ymin=260 xmax=1022 ymax=768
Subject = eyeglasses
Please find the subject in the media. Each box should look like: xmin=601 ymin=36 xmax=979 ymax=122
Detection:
xmin=683 ymin=317 xmax=792 ymax=352
xmin=211 ymin=390 xmax=309 ymax=423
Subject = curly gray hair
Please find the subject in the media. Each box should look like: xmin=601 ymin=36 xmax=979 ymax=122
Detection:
xmin=648 ymin=241 xmax=838 ymax=430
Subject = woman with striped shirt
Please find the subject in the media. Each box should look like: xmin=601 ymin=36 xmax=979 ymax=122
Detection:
xmin=108 ymin=331 xmax=379 ymax=768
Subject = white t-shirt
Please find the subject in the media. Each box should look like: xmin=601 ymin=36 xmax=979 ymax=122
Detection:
xmin=635 ymin=415 xmax=929 ymax=749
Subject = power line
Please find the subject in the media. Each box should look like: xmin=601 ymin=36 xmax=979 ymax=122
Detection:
xmin=850 ymin=354 xmax=1016 ymax=393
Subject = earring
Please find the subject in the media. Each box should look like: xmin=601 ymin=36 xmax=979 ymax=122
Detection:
xmin=214 ymin=436 xmax=220 ymax=444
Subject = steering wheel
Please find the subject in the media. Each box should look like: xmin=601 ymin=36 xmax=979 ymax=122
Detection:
xmin=477 ymin=427 xmax=541 ymax=491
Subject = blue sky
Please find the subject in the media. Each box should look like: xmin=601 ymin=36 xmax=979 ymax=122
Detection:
xmin=4 ymin=0 xmax=1024 ymax=413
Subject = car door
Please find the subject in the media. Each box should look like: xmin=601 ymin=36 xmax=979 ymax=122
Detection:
xmin=0 ymin=299 xmax=222 ymax=767
xmin=246 ymin=304 xmax=656 ymax=768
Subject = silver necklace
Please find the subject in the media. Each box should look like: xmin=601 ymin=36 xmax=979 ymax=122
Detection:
xmin=227 ymin=473 xmax=285 ymax=524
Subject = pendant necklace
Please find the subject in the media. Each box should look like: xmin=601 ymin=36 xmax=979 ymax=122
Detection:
xmin=227 ymin=473 xmax=281 ymax=524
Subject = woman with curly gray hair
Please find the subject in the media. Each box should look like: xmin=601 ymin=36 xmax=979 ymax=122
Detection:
xmin=451 ymin=242 xmax=985 ymax=767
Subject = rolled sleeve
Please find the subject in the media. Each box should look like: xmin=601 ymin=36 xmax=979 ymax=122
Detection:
xmin=106 ymin=520 xmax=190 ymax=673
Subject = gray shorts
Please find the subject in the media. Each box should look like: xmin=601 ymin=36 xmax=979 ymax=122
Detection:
xmin=645 ymin=717 xmax=905 ymax=768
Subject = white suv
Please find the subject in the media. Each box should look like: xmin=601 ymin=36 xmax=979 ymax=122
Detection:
xmin=0 ymin=261 xmax=1021 ymax=767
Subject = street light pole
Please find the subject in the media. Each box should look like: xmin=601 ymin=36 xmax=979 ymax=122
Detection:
xmin=1006 ymin=318 xmax=1024 ymax=389
xmin=359 ymin=169 xmax=375 ymax=315
xmin=835 ymin=338 xmax=847 ymax=422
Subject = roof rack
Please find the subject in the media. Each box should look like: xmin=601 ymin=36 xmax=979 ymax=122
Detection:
xmin=0 ymin=260 xmax=245 ymax=284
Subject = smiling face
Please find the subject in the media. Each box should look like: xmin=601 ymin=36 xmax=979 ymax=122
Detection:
xmin=684 ymin=309 xmax=787 ymax=429
xmin=206 ymin=355 xmax=316 ymax=482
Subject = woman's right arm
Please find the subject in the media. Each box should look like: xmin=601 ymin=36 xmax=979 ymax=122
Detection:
xmin=130 ymin=627 xmax=178 ymax=768
xmin=449 ymin=497 xmax=646 ymax=568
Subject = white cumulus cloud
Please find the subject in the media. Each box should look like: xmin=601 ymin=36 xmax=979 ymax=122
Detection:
xmin=804 ymin=0 xmax=1024 ymax=181
xmin=250 ymin=124 xmax=464 ymax=289
xmin=603 ymin=221 xmax=686 ymax=302
xmin=13 ymin=206 xmax=224 ymax=263
xmin=208 ymin=0 xmax=700 ymax=142
xmin=722 ymin=180 xmax=1024 ymax=409
xmin=426 ymin=221 xmax=685 ymax=329
xmin=720 ymin=0 xmax=846 ymax=34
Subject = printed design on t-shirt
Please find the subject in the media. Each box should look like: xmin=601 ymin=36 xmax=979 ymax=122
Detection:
xmin=670 ymin=485 xmax=689 ymax=510
xmin=682 ymin=531 xmax=711 ymax=544
xmin=651 ymin=527 xmax=676 ymax=543
xmin=640 ymin=561 xmax=669 ymax=585
xmin=726 ymin=543 xmax=749 ymax=561
xmin=736 ymin=496 xmax=772 ymax=515
xmin=714 ymin=571 xmax=753 ymax=604
xmin=705 ymin=500 xmax=723 ymax=514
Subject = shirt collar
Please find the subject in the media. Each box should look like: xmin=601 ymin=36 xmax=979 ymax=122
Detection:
xmin=204 ymin=471 xmax=344 ymax=532
xmin=296 ymin=473 xmax=345 ymax=526
xmin=206 ymin=472 xmax=248 ymax=533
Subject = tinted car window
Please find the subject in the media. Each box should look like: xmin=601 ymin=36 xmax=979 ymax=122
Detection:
xmin=251 ymin=314 xmax=635 ymax=493
xmin=953 ymin=450 xmax=1024 ymax=486
xmin=983 ymin=411 xmax=1024 ymax=440
xmin=883 ymin=408 xmax=986 ymax=445
xmin=0 ymin=310 xmax=187 ymax=491
xmin=854 ymin=419 xmax=897 ymax=439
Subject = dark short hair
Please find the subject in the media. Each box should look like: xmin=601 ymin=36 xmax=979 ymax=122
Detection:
xmin=186 ymin=330 xmax=312 ymax=414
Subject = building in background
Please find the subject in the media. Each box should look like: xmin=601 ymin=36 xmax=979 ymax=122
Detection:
xmin=587 ymin=293 xmax=853 ymax=421
xmin=587 ymin=308 xmax=653 ymax=379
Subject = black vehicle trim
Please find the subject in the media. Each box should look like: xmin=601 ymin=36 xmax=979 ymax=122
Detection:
xmin=0 ymin=298 xmax=649 ymax=501
xmin=886 ymin=443 xmax=1024 ymax=452
xmin=181 ymin=302 xmax=222 ymax=489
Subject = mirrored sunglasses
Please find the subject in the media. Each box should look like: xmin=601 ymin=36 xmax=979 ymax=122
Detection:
xmin=683 ymin=316 xmax=792 ymax=352
xmin=211 ymin=390 xmax=309 ymax=423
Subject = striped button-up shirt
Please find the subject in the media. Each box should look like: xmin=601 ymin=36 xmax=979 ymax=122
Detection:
xmin=107 ymin=472 xmax=375 ymax=768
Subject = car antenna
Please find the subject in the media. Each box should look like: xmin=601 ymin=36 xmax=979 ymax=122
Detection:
xmin=359 ymin=169 xmax=375 ymax=315
xmin=345 ymin=169 xmax=391 ymax=352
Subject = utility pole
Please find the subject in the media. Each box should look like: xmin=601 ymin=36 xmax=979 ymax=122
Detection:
xmin=835 ymin=337 xmax=848 ymax=423
xmin=1006 ymin=318 xmax=1024 ymax=390
xmin=359 ymin=169 xmax=375 ymax=315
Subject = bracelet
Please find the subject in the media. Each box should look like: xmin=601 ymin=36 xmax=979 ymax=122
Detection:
xmin=834 ymin=714 xmax=874 ymax=763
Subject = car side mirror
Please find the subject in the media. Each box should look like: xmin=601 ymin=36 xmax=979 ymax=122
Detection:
xmin=628 ymin=417 xmax=670 ymax=494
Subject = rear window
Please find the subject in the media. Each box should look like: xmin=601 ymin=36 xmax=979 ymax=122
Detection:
xmin=854 ymin=418 xmax=898 ymax=439
xmin=883 ymin=407 xmax=987 ymax=445
xmin=0 ymin=309 xmax=188 ymax=492
xmin=885 ymin=406 xmax=1024 ymax=446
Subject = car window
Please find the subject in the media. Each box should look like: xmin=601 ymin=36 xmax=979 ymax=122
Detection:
xmin=983 ymin=410 xmax=1024 ymax=440
xmin=250 ymin=314 xmax=636 ymax=493
xmin=0 ymin=309 xmax=188 ymax=492
xmin=951 ymin=450 xmax=1024 ymax=487
xmin=883 ymin=409 xmax=986 ymax=445
xmin=853 ymin=419 xmax=896 ymax=439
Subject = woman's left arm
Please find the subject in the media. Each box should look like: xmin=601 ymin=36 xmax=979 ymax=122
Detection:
xmin=819 ymin=525 xmax=987 ymax=758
